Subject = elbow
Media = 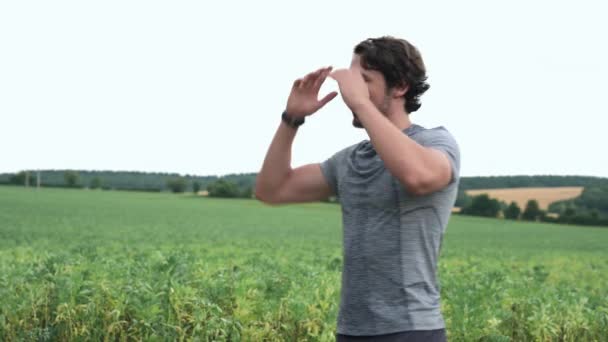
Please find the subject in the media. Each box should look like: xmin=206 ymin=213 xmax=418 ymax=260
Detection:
xmin=254 ymin=171 xmax=292 ymax=205
xmin=401 ymin=175 xmax=432 ymax=197
xmin=402 ymin=168 xmax=451 ymax=197
xmin=406 ymin=184 xmax=429 ymax=197
xmin=254 ymin=178 xmax=272 ymax=204
xmin=254 ymin=187 xmax=282 ymax=205
xmin=254 ymin=186 xmax=271 ymax=204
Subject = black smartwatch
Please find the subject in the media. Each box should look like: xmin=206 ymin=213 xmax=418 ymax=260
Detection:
xmin=281 ymin=111 xmax=305 ymax=129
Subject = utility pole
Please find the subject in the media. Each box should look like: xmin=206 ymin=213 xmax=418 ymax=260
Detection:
xmin=37 ymin=170 xmax=41 ymax=189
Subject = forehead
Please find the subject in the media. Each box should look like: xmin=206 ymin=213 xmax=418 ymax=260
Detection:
xmin=350 ymin=53 xmax=381 ymax=79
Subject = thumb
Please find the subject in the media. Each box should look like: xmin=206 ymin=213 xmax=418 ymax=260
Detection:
xmin=318 ymin=91 xmax=338 ymax=108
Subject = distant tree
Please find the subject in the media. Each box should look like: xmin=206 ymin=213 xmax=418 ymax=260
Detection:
xmin=240 ymin=186 xmax=253 ymax=199
xmin=9 ymin=171 xmax=27 ymax=186
xmin=192 ymin=181 xmax=201 ymax=194
xmin=563 ymin=206 xmax=576 ymax=217
xmin=90 ymin=177 xmax=102 ymax=189
xmin=167 ymin=177 xmax=187 ymax=193
xmin=454 ymin=190 xmax=472 ymax=208
xmin=550 ymin=186 xmax=608 ymax=221
xmin=573 ymin=186 xmax=608 ymax=214
xmin=64 ymin=171 xmax=79 ymax=188
xmin=558 ymin=206 xmax=577 ymax=223
xmin=522 ymin=199 xmax=542 ymax=221
xmin=207 ymin=179 xmax=240 ymax=198
xmin=590 ymin=209 xmax=600 ymax=221
xmin=504 ymin=201 xmax=521 ymax=220
xmin=461 ymin=194 xmax=501 ymax=218
xmin=498 ymin=200 xmax=509 ymax=217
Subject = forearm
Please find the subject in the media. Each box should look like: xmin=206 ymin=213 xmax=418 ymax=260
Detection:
xmin=255 ymin=121 xmax=298 ymax=197
xmin=355 ymin=103 xmax=439 ymax=191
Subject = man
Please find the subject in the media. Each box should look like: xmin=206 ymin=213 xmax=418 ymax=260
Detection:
xmin=255 ymin=36 xmax=459 ymax=342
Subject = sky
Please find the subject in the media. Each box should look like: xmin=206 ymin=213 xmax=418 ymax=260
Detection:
xmin=1 ymin=0 xmax=607 ymax=178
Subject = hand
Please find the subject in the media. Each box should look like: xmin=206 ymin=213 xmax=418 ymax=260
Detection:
xmin=329 ymin=68 xmax=371 ymax=111
xmin=285 ymin=67 xmax=338 ymax=118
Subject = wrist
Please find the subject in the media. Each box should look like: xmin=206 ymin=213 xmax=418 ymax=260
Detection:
xmin=284 ymin=107 xmax=308 ymax=119
xmin=351 ymin=99 xmax=375 ymax=116
xmin=281 ymin=110 xmax=305 ymax=129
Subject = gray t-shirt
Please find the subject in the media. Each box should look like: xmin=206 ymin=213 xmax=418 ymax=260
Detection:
xmin=320 ymin=124 xmax=460 ymax=336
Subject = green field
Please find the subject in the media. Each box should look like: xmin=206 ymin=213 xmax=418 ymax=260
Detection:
xmin=1 ymin=187 xmax=607 ymax=341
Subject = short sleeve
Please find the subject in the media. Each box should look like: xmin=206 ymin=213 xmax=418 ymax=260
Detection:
xmin=320 ymin=152 xmax=339 ymax=196
xmin=319 ymin=146 xmax=351 ymax=196
xmin=425 ymin=128 xmax=461 ymax=185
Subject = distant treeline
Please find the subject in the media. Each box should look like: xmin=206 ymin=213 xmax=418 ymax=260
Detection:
xmin=457 ymin=184 xmax=608 ymax=227
xmin=548 ymin=186 xmax=608 ymax=223
xmin=3 ymin=171 xmax=607 ymax=193
xmin=458 ymin=175 xmax=608 ymax=190
xmin=458 ymin=190 xmax=608 ymax=228
xmin=0 ymin=170 xmax=257 ymax=196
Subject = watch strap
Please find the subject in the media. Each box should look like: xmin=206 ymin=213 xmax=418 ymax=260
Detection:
xmin=281 ymin=111 xmax=305 ymax=128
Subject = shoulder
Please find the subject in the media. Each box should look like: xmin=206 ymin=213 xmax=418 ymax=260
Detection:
xmin=411 ymin=125 xmax=458 ymax=147
xmin=322 ymin=141 xmax=359 ymax=167
xmin=333 ymin=141 xmax=361 ymax=158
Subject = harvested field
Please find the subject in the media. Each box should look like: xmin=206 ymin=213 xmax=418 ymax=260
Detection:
xmin=465 ymin=187 xmax=584 ymax=210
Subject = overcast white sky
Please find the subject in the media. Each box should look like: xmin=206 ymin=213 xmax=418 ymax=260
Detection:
xmin=1 ymin=1 xmax=607 ymax=177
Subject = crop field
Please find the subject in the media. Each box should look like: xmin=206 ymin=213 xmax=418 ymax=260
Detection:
xmin=1 ymin=187 xmax=607 ymax=341
xmin=465 ymin=187 xmax=584 ymax=210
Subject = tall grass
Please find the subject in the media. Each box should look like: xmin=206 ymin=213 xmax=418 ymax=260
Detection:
xmin=0 ymin=187 xmax=606 ymax=341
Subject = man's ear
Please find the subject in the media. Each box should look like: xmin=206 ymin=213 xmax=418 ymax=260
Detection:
xmin=392 ymin=82 xmax=409 ymax=98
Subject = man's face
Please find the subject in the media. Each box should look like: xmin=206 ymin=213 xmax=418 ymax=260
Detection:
xmin=350 ymin=54 xmax=391 ymax=128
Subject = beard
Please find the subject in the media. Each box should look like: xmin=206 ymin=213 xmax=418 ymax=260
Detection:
xmin=351 ymin=94 xmax=391 ymax=128
xmin=352 ymin=112 xmax=364 ymax=128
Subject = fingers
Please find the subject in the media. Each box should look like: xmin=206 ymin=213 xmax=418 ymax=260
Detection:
xmin=292 ymin=66 xmax=337 ymax=93
xmin=313 ymin=66 xmax=333 ymax=89
xmin=318 ymin=91 xmax=338 ymax=107
xmin=302 ymin=67 xmax=325 ymax=88
xmin=300 ymin=70 xmax=316 ymax=89
xmin=292 ymin=66 xmax=329 ymax=89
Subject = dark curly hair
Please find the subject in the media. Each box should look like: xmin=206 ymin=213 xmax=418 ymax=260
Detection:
xmin=354 ymin=36 xmax=430 ymax=113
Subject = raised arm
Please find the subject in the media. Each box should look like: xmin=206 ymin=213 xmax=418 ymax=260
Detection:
xmin=255 ymin=67 xmax=338 ymax=205
xmin=330 ymin=68 xmax=453 ymax=196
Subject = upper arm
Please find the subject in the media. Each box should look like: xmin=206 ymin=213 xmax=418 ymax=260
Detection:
xmin=411 ymin=130 xmax=460 ymax=195
xmin=262 ymin=163 xmax=334 ymax=205
xmin=413 ymin=148 xmax=453 ymax=195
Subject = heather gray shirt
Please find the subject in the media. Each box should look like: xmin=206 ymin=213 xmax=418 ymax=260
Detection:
xmin=320 ymin=124 xmax=460 ymax=336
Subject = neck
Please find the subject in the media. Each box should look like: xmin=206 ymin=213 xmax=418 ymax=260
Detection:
xmin=385 ymin=107 xmax=412 ymax=131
